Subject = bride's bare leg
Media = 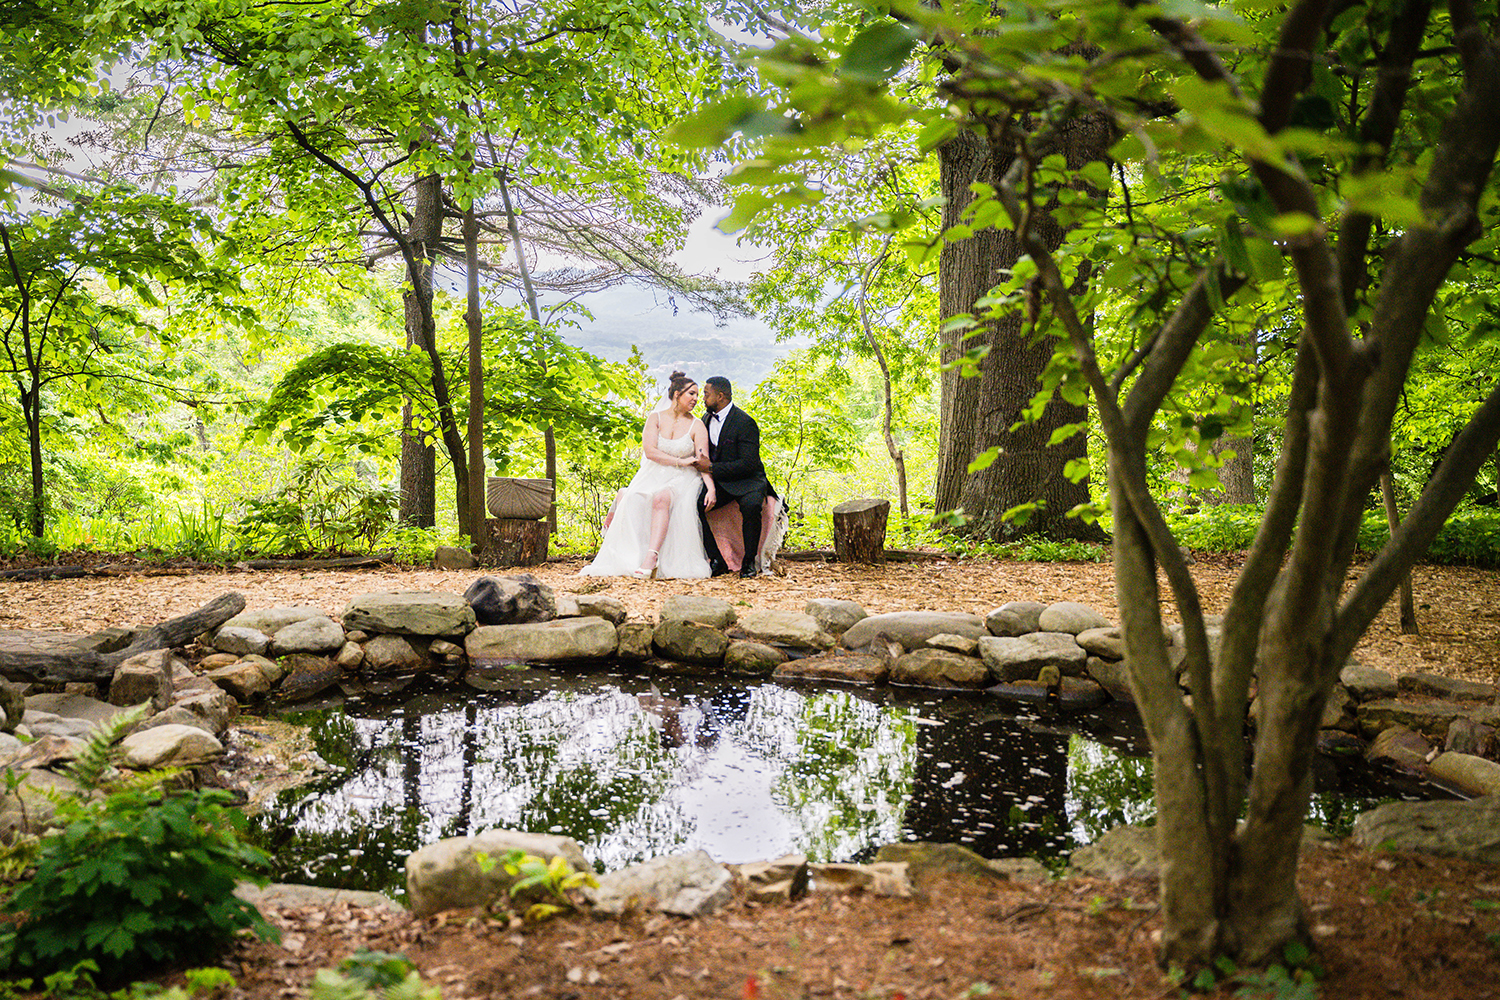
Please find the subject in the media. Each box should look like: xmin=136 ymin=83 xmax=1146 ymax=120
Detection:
xmin=639 ymin=489 xmax=673 ymax=573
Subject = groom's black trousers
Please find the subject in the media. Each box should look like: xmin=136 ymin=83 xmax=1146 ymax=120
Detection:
xmin=699 ymin=482 xmax=768 ymax=574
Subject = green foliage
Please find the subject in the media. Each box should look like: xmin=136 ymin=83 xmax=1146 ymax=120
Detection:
xmin=472 ymin=850 xmax=598 ymax=923
xmin=0 ymin=785 xmax=277 ymax=983
xmin=1168 ymin=505 xmax=1500 ymax=567
xmin=234 ymin=461 xmax=397 ymax=556
xmin=1172 ymin=942 xmax=1324 ymax=998
xmin=310 ymin=950 xmax=439 ymax=1000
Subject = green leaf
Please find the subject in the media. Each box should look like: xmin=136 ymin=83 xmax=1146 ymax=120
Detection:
xmin=967 ymin=446 xmax=1001 ymax=473
xmin=838 ymin=21 xmax=920 ymax=83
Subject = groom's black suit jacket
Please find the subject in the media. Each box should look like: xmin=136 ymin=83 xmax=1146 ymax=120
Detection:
xmin=703 ymin=404 xmax=774 ymax=500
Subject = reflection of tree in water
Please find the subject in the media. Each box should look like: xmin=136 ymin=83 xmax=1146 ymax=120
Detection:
xmin=749 ymin=688 xmax=917 ymax=863
xmin=471 ymin=690 xmax=684 ymax=869
xmin=1066 ymin=738 xmax=1156 ymax=843
xmin=903 ymin=706 xmax=1071 ymax=859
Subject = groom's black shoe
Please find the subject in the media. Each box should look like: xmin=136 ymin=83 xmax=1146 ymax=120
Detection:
xmin=709 ymin=558 xmax=730 ymax=577
xmin=739 ymin=567 xmax=757 ymax=579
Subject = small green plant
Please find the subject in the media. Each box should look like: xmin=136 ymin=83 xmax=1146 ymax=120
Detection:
xmin=0 ymin=778 xmax=278 ymax=984
xmin=473 ymin=850 xmax=598 ymax=922
xmin=310 ymin=950 xmax=439 ymax=1000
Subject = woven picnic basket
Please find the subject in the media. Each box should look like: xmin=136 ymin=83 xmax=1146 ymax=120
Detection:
xmin=485 ymin=477 xmax=554 ymax=520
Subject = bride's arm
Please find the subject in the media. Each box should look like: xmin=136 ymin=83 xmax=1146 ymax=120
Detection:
xmin=640 ymin=413 xmax=695 ymax=467
xmin=692 ymin=422 xmax=715 ymax=505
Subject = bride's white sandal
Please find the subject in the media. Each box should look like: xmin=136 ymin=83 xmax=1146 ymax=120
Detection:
xmin=632 ymin=550 xmax=660 ymax=580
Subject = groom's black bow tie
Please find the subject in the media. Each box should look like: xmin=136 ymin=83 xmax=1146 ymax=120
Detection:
xmin=708 ymin=411 xmax=720 ymax=422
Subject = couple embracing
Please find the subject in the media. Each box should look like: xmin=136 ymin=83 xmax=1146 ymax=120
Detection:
xmin=581 ymin=372 xmax=782 ymax=580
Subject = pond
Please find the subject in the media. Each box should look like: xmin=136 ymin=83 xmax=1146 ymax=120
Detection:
xmin=246 ymin=669 xmax=1442 ymax=900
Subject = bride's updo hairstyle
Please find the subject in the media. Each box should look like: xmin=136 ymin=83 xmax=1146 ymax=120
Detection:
xmin=666 ymin=371 xmax=696 ymax=401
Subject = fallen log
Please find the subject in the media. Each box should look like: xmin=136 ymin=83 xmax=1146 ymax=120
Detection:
xmin=0 ymin=565 xmax=91 ymax=581
xmin=779 ymin=548 xmax=947 ymax=563
xmin=0 ymin=592 xmax=246 ymax=684
xmin=239 ymin=555 xmax=389 ymax=571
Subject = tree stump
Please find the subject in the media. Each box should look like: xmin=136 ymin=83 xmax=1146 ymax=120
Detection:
xmin=485 ymin=518 xmax=549 ymax=567
xmin=832 ymin=498 xmax=891 ymax=565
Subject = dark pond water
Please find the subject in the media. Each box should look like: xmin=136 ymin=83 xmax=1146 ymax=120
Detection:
xmin=247 ymin=669 xmax=1439 ymax=900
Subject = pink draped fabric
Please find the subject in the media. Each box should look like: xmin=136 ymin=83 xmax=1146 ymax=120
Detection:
xmin=705 ymin=494 xmax=781 ymax=572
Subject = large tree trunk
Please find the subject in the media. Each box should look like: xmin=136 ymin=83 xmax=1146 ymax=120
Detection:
xmin=934 ymin=128 xmax=1105 ymax=542
xmin=399 ymin=171 xmax=440 ymax=528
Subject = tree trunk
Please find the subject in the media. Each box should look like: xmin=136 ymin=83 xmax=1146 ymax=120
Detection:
xmin=484 ymin=517 xmax=549 ymax=566
xmin=463 ymin=199 xmax=486 ymax=546
xmin=1380 ymin=471 xmax=1418 ymax=633
xmin=935 ymin=128 xmax=1104 ymax=542
xmin=399 ymin=171 xmax=440 ymax=528
xmin=832 ymin=498 xmax=890 ymax=564
xmin=24 ymin=383 xmax=44 ymax=539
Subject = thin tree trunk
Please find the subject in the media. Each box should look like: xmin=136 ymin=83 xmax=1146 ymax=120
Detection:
xmin=858 ymin=238 xmax=909 ymax=525
xmin=1380 ymin=471 xmax=1418 ymax=633
xmin=400 ymin=171 xmax=441 ymax=528
xmin=463 ymin=199 xmax=487 ymax=547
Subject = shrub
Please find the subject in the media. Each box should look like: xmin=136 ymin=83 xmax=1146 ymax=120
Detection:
xmin=0 ymin=784 xmax=278 ymax=984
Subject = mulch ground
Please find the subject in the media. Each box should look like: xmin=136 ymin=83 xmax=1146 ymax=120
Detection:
xmin=5 ymin=553 xmax=1500 ymax=998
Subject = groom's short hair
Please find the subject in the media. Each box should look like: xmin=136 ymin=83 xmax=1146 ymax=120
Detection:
xmin=705 ymin=376 xmax=732 ymax=398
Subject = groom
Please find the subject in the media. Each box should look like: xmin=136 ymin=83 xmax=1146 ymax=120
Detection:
xmin=694 ymin=376 xmax=773 ymax=578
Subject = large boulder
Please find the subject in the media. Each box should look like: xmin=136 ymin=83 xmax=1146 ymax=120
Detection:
xmin=276 ymin=654 xmax=342 ymax=703
xmin=586 ymin=850 xmax=733 ymax=917
xmin=345 ymin=590 xmax=478 ymax=637
xmin=804 ymin=599 xmax=867 ymax=637
xmin=652 ymin=619 xmax=729 ymax=667
xmin=464 ymin=576 xmax=556 ymax=626
xmin=361 ymin=635 xmax=435 ymax=676
xmin=212 ymin=625 xmax=272 ymax=657
xmin=985 ymin=601 xmax=1046 ymax=637
xmin=842 ymin=612 xmax=986 ymax=652
xmin=119 ymin=724 xmax=224 ymax=769
xmin=978 ymin=633 xmax=1087 ymax=682
xmin=1037 ymin=601 xmax=1111 ymax=635
xmin=1351 ymin=798 xmax=1500 ymax=864
xmin=218 ymin=606 xmax=326 ymax=638
xmin=205 ymin=661 xmax=271 ymax=702
xmin=891 ymin=649 xmax=989 ymax=689
xmin=661 ymin=595 xmax=737 ymax=630
xmin=405 ymin=830 xmax=589 ymax=918
xmin=466 ymin=618 xmax=618 ymax=665
xmin=108 ymin=650 xmax=174 ymax=711
xmin=733 ymin=610 xmax=833 ymax=651
xmin=1340 ymin=664 xmax=1398 ymax=701
xmin=269 ymin=615 xmax=347 ymax=656
xmin=723 ymin=641 xmax=788 ymax=676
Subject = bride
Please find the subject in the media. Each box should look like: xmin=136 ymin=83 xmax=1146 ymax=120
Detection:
xmin=581 ymin=372 xmax=714 ymax=579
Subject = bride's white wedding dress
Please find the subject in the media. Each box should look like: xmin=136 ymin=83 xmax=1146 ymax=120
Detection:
xmin=580 ymin=431 xmax=711 ymax=579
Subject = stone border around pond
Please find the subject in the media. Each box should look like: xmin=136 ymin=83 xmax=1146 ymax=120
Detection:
xmin=3 ymin=574 xmax=1498 ymax=849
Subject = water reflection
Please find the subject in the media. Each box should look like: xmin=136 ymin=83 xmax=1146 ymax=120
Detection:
xmin=246 ymin=670 xmax=1410 ymax=897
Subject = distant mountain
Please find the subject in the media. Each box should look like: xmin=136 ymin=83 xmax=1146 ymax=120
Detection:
xmin=552 ymin=286 xmax=800 ymax=394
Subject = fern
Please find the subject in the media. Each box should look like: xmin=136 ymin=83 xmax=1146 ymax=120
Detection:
xmin=61 ymin=705 xmax=147 ymax=792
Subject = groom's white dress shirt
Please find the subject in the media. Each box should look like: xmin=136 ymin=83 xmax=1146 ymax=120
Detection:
xmin=708 ymin=401 xmax=735 ymax=448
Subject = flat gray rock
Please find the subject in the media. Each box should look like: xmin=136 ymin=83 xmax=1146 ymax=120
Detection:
xmin=1398 ymin=671 xmax=1499 ymax=702
xmin=120 ymin=724 xmax=224 ymax=768
xmin=1352 ymin=798 xmax=1500 ymax=864
xmin=344 ymin=591 xmax=477 ymax=637
xmin=842 ymin=612 xmax=986 ymax=652
xmin=978 ymin=632 xmax=1087 ymax=681
xmin=733 ymin=610 xmax=833 ymax=651
xmin=774 ymin=652 xmax=888 ymax=686
xmin=1075 ymin=627 xmax=1125 ymax=660
xmin=466 ymin=617 xmax=617 ymax=665
xmin=1357 ymin=699 xmax=1500 ymax=743
xmin=1340 ymin=664 xmax=1398 ymax=701
xmin=236 ymin=881 xmax=404 ymax=914
xmin=891 ymin=649 xmax=989 ymax=689
xmin=575 ymin=595 xmax=628 ymax=626
xmin=1428 ymin=752 xmax=1500 ymax=796
xmin=989 ymin=601 xmax=1045 ymax=635
xmin=220 ymin=606 xmax=327 ymax=637
xmin=269 ymin=615 xmax=347 ymax=655
xmin=586 ymin=850 xmax=733 ymax=917
xmin=1037 ymin=601 xmax=1111 ymax=634
xmin=660 ymin=595 xmax=737 ymax=629
xmin=213 ymin=625 xmax=272 ymax=656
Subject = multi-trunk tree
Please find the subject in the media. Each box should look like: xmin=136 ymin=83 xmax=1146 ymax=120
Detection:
xmin=694 ymin=0 xmax=1500 ymax=973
